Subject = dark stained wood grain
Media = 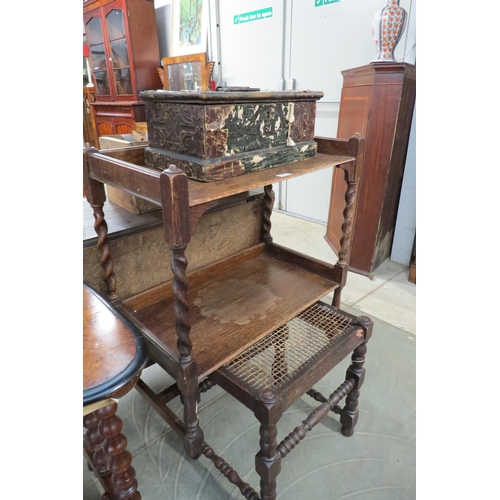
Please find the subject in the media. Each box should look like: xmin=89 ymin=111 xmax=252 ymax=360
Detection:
xmin=328 ymin=62 xmax=416 ymax=274
xmin=83 ymin=282 xmax=148 ymax=499
xmin=88 ymin=152 xmax=162 ymax=205
xmin=409 ymin=255 xmax=416 ymax=284
xmin=128 ymin=248 xmax=339 ymax=380
xmin=84 ymin=198 xmax=264 ymax=301
xmin=276 ymin=379 xmax=354 ymax=458
xmin=83 ymin=132 xmax=370 ymax=500
xmin=161 ymin=166 xmax=191 ymax=248
xmin=83 ymin=198 xmax=163 ymax=248
xmin=83 ymin=285 xmax=147 ymax=402
xmin=96 ymin=403 xmax=141 ymax=499
xmin=185 ymin=153 xmax=355 ymax=206
xmin=87 ymin=148 xmax=356 ymax=208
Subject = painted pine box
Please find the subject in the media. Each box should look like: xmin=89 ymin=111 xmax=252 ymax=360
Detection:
xmin=139 ymin=90 xmax=323 ymax=182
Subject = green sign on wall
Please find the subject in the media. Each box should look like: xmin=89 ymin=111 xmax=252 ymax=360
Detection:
xmin=315 ymin=0 xmax=341 ymax=6
xmin=234 ymin=7 xmax=273 ymax=25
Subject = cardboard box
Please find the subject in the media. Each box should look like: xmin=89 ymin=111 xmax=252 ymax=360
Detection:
xmin=99 ymin=133 xmax=146 ymax=149
xmin=99 ymin=135 xmax=159 ymax=215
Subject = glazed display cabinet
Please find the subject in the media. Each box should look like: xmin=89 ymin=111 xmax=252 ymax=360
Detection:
xmin=83 ymin=0 xmax=161 ymax=137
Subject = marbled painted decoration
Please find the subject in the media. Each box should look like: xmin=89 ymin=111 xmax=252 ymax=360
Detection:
xmin=371 ymin=0 xmax=407 ymax=62
xmin=140 ymin=90 xmax=323 ymax=182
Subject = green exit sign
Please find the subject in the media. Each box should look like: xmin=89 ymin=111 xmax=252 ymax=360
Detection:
xmin=315 ymin=0 xmax=341 ymax=6
xmin=234 ymin=7 xmax=273 ymax=24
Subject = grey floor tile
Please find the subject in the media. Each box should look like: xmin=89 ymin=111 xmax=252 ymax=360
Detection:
xmin=270 ymin=211 xmax=414 ymax=312
xmin=271 ymin=211 xmax=337 ymax=265
xmin=83 ymin=310 xmax=415 ymax=499
xmin=352 ymin=272 xmax=416 ymax=335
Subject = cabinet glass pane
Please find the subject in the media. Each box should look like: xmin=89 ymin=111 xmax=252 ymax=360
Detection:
xmin=109 ymin=39 xmax=129 ymax=69
xmin=114 ymin=69 xmax=133 ymax=95
xmin=94 ymin=70 xmax=111 ymax=96
xmin=86 ymin=17 xmax=103 ymax=45
xmin=90 ymin=44 xmax=107 ymax=71
xmin=106 ymin=9 xmax=126 ymax=41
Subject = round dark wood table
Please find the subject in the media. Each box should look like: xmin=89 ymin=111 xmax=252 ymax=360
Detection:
xmin=83 ymin=284 xmax=148 ymax=500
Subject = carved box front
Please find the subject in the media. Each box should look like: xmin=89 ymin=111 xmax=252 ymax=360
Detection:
xmin=140 ymin=90 xmax=323 ymax=182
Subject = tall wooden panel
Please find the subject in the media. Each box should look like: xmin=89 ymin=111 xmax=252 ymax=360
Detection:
xmin=326 ymin=62 xmax=416 ymax=276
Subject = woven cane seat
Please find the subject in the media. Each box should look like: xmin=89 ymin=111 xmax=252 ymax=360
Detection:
xmin=215 ymin=301 xmax=364 ymax=401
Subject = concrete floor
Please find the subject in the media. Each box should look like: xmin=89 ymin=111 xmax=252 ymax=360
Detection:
xmin=83 ymin=211 xmax=416 ymax=499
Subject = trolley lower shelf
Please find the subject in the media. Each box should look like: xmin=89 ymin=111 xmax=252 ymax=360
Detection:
xmin=122 ymin=242 xmax=340 ymax=380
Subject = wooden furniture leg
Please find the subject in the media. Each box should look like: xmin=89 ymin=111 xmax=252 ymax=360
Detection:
xmin=201 ymin=442 xmax=259 ymax=499
xmin=340 ymin=316 xmax=372 ymax=437
xmin=84 ymin=410 xmax=111 ymax=480
xmin=161 ymin=166 xmax=204 ymax=458
xmin=83 ymin=284 xmax=148 ymax=499
xmin=262 ymin=184 xmax=274 ymax=244
xmin=255 ymin=387 xmax=282 ymax=500
xmin=83 ymin=146 xmax=119 ymax=303
xmin=97 ymin=403 xmax=141 ymax=500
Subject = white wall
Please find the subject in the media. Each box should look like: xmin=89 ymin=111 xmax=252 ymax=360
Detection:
xmin=156 ymin=0 xmax=417 ymax=266
xmin=154 ymin=0 xmax=171 ymax=8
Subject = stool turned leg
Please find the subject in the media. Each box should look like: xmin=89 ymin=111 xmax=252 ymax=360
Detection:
xmin=255 ymin=387 xmax=282 ymax=500
xmin=83 ymin=411 xmax=111 ymax=477
xmin=340 ymin=341 xmax=367 ymax=437
xmin=97 ymin=403 xmax=141 ymax=500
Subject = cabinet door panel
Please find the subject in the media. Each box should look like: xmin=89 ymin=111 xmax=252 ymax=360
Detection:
xmin=115 ymin=120 xmax=134 ymax=135
xmin=109 ymin=39 xmax=130 ymax=68
xmin=114 ymin=68 xmax=133 ymax=95
xmin=106 ymin=8 xmax=127 ymax=40
xmin=94 ymin=70 xmax=111 ymax=97
xmin=85 ymin=13 xmax=113 ymax=99
xmin=96 ymin=120 xmax=114 ymax=138
xmin=86 ymin=16 xmax=104 ymax=44
xmin=103 ymin=4 xmax=136 ymax=102
xmin=90 ymin=43 xmax=107 ymax=72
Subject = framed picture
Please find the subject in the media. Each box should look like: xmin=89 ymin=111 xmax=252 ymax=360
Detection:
xmin=170 ymin=0 xmax=208 ymax=56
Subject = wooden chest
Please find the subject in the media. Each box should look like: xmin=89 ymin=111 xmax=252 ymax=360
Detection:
xmin=139 ymin=90 xmax=323 ymax=181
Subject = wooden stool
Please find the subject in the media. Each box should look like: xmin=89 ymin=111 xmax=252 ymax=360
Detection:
xmin=83 ymin=284 xmax=148 ymax=500
xmin=210 ymin=302 xmax=373 ymax=499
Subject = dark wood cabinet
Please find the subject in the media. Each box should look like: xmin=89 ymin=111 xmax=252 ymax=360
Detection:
xmin=83 ymin=0 xmax=161 ymax=138
xmin=326 ymin=62 xmax=416 ymax=276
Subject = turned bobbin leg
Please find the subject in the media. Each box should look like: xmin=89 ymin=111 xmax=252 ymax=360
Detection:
xmin=255 ymin=387 xmax=282 ymax=500
xmin=84 ymin=410 xmax=111 ymax=478
xmin=340 ymin=316 xmax=372 ymax=437
xmin=97 ymin=402 xmax=141 ymax=500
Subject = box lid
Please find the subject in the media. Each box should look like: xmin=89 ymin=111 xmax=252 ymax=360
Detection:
xmin=140 ymin=89 xmax=324 ymax=105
